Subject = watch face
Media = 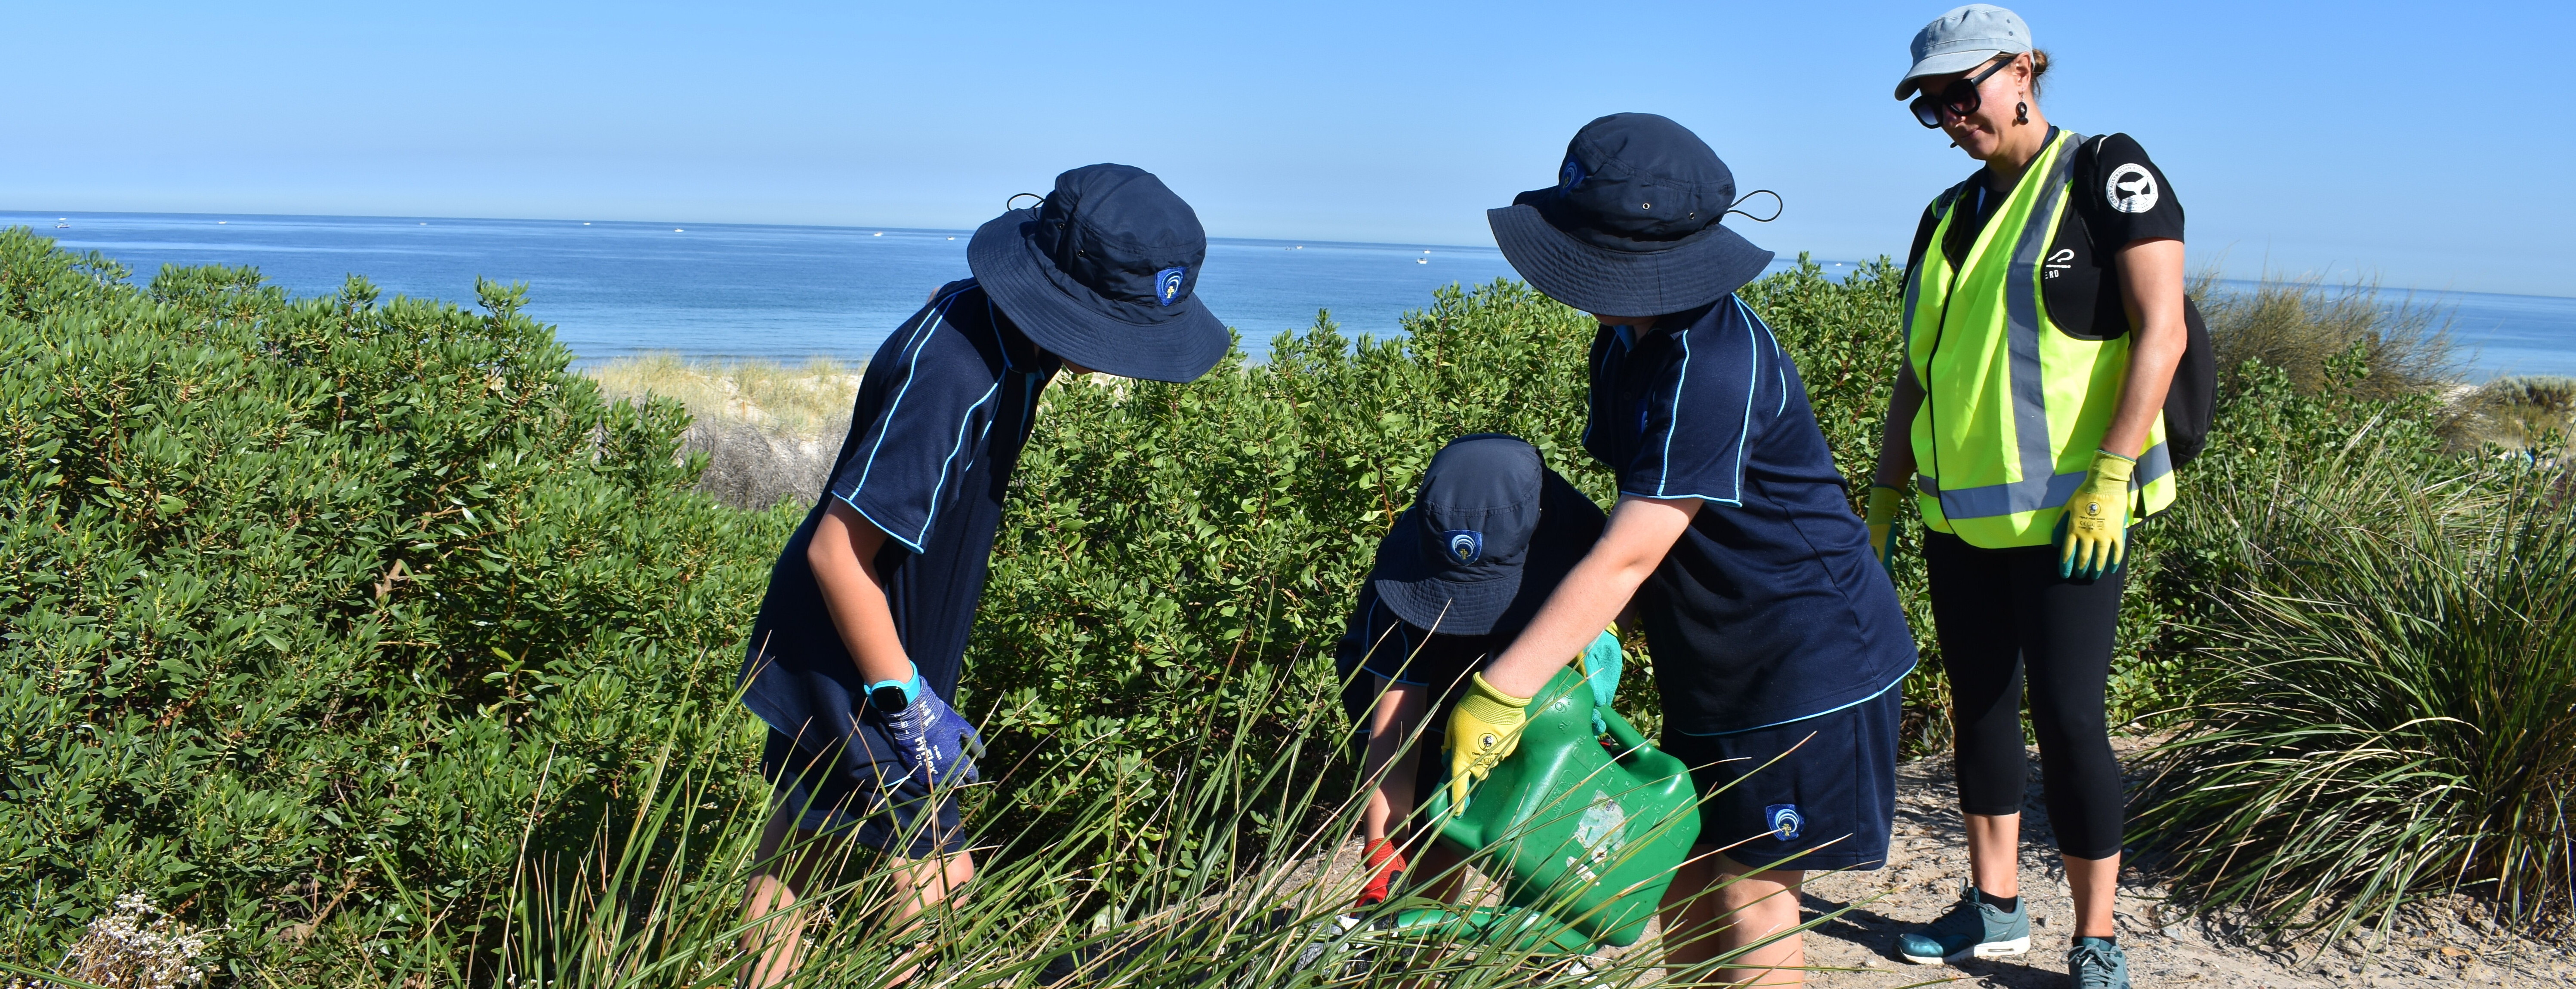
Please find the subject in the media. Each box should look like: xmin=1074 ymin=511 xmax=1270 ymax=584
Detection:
xmin=870 ymin=685 xmax=909 ymax=713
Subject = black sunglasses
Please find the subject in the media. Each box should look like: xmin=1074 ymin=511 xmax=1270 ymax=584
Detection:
xmin=1909 ymin=53 xmax=2018 ymax=128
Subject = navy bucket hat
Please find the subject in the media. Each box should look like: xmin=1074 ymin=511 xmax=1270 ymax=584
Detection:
xmin=1488 ymin=113 xmax=1775 ymax=317
xmin=1371 ymin=434 xmax=1602 ymax=637
xmin=969 ymin=164 xmax=1231 ymax=383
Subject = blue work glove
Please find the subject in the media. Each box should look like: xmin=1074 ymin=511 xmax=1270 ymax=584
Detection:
xmin=866 ymin=665 xmax=984 ymax=789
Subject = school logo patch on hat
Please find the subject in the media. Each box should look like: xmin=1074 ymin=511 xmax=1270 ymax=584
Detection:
xmin=1560 ymin=154 xmax=1587 ymax=191
xmin=1765 ymin=803 xmax=1804 ymax=841
xmin=1442 ymin=529 xmax=1483 ymax=565
xmin=1155 ymin=267 xmax=1186 ymax=306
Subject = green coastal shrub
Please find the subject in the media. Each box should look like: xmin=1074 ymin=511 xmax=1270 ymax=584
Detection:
xmin=0 ymin=230 xmax=790 ymax=983
xmin=965 ymin=258 xmax=1966 ymax=883
xmin=9 ymin=215 xmax=2551 ymax=985
xmin=2129 ymin=348 xmax=2574 ymax=934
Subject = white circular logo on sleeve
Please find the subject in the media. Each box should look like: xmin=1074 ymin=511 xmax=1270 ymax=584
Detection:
xmin=2105 ymin=163 xmax=2160 ymax=214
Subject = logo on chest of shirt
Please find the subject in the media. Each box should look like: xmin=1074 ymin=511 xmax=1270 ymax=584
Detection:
xmin=2104 ymin=163 xmax=2160 ymax=215
xmin=2043 ymin=247 xmax=2074 ymax=280
xmin=1155 ymin=267 xmax=1186 ymax=306
xmin=1441 ymin=529 xmax=1483 ymax=565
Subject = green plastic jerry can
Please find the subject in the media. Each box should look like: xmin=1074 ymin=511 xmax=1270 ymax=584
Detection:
xmin=1417 ymin=660 xmax=1701 ymax=951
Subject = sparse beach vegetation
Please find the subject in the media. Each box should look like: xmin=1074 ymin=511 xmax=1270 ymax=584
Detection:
xmin=3 ymin=228 xmax=2567 ymax=985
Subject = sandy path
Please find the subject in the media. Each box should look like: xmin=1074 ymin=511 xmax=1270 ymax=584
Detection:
xmin=1778 ymin=745 xmax=2574 ymax=988
xmin=1326 ymin=741 xmax=2576 ymax=987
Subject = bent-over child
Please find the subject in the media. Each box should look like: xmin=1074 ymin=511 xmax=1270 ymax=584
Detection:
xmin=732 ymin=164 xmax=1231 ymax=987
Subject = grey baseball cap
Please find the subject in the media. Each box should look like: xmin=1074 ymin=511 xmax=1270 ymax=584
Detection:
xmin=1895 ymin=4 xmax=2034 ymax=99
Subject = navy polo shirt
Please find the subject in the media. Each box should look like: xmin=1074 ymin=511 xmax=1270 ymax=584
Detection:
xmin=739 ymin=279 xmax=1059 ymax=772
xmin=1585 ymin=295 xmax=1917 ymax=736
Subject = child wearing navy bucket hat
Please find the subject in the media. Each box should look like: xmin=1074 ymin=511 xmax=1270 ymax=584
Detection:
xmin=1331 ymin=433 xmax=1606 ymax=911
xmin=1455 ymin=114 xmax=1918 ymax=987
xmin=731 ymin=163 xmax=1229 ymax=987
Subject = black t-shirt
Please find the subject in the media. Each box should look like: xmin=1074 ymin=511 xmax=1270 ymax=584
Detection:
xmin=740 ymin=280 xmax=1060 ymax=772
xmin=1903 ymin=129 xmax=2185 ymax=340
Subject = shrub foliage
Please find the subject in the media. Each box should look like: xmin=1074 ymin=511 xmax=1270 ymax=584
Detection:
xmin=0 ymin=230 xmax=789 ymax=983
xmin=2132 ymin=353 xmax=2575 ymax=935
xmin=4 ymin=222 xmax=2566 ymax=985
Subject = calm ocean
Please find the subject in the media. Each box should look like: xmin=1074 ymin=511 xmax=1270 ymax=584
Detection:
xmin=16 ymin=211 xmax=2571 ymax=379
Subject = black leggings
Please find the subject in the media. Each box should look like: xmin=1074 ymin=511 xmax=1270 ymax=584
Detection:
xmin=1922 ymin=531 xmax=2127 ymax=861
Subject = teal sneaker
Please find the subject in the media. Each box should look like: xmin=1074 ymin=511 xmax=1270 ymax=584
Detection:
xmin=2068 ymin=937 xmax=2130 ymax=989
xmin=1895 ymin=882 xmax=2030 ymax=964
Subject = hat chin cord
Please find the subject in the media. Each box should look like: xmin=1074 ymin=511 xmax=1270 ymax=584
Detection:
xmin=1726 ymin=189 xmax=1784 ymax=223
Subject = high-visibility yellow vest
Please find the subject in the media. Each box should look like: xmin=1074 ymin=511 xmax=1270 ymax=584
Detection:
xmin=1904 ymin=130 xmax=2178 ymax=549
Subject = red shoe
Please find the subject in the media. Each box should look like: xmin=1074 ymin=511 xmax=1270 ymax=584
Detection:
xmin=1355 ymin=838 xmax=1406 ymax=909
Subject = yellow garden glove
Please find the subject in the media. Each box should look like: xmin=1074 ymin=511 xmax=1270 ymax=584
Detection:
xmin=1863 ymin=484 xmax=1902 ymax=577
xmin=2056 ymin=449 xmax=2135 ymax=580
xmin=1445 ymin=673 xmax=1533 ymax=816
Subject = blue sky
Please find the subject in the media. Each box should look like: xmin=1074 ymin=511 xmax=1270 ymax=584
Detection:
xmin=11 ymin=1 xmax=2572 ymax=296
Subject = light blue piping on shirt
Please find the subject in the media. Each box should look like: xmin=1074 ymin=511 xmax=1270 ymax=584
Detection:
xmin=836 ymin=491 xmax=924 ymax=555
xmin=1740 ymin=298 xmax=1787 ymax=417
xmin=1665 ymin=659 xmax=1919 ymax=737
xmin=848 ymin=288 xmax=966 ymax=504
xmin=1657 ymin=327 xmax=1690 ymax=497
xmin=1735 ymin=304 xmax=1759 ymax=503
xmin=912 ymin=379 xmax=1001 ymax=548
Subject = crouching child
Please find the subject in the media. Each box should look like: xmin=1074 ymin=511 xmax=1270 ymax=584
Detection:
xmin=731 ymin=164 xmax=1231 ymax=987
xmin=1334 ymin=434 xmax=1606 ymax=911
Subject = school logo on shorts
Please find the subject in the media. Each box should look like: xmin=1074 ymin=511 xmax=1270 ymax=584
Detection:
xmin=1765 ymin=803 xmax=1804 ymax=841
xmin=1441 ymin=529 xmax=1483 ymax=565
xmin=1155 ymin=267 xmax=1186 ymax=306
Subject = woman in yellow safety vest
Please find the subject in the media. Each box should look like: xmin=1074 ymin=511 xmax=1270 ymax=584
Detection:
xmin=1867 ymin=6 xmax=2186 ymax=989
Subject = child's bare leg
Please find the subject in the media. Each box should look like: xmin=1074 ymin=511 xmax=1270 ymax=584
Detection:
xmin=1710 ymin=853 xmax=1806 ymax=987
xmin=1658 ymin=843 xmax=1723 ymax=975
xmin=740 ymin=801 xmax=847 ymax=988
xmin=870 ymin=850 xmax=976 ymax=988
xmin=886 ymin=850 xmax=976 ymax=926
xmin=1360 ymin=677 xmax=1428 ymax=845
xmin=1358 ymin=678 xmax=1429 ymax=905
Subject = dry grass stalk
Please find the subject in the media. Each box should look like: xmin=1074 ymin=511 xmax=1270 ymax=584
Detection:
xmin=2191 ymin=270 xmax=2462 ymax=399
xmin=2451 ymin=375 xmax=2576 ymax=453
xmin=588 ymin=355 xmax=863 ymax=510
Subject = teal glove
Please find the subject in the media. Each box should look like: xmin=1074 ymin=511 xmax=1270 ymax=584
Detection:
xmin=1580 ymin=629 xmax=1622 ymax=735
xmin=1863 ymin=484 xmax=1902 ymax=578
xmin=2055 ymin=449 xmax=2135 ymax=580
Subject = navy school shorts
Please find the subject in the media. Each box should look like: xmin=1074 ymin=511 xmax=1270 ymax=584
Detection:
xmin=761 ymin=728 xmax=965 ymax=859
xmin=1658 ymin=685 xmax=1901 ymax=872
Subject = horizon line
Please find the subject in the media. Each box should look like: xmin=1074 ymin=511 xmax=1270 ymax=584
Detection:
xmin=15 ymin=208 xmax=2576 ymax=304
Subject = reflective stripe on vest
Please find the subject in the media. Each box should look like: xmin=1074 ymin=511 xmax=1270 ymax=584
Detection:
xmin=1904 ymin=130 xmax=2179 ymax=548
